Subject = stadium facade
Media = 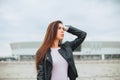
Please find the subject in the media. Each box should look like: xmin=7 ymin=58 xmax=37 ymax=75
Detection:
xmin=10 ymin=41 xmax=120 ymax=61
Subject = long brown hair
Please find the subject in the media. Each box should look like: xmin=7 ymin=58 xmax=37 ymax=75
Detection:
xmin=35 ymin=20 xmax=63 ymax=72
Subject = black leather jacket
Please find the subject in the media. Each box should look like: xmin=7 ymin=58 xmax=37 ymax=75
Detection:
xmin=37 ymin=26 xmax=87 ymax=80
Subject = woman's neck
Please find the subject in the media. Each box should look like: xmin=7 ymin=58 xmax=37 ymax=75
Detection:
xmin=51 ymin=39 xmax=59 ymax=48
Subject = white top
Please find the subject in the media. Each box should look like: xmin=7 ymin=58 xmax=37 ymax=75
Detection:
xmin=50 ymin=47 xmax=68 ymax=80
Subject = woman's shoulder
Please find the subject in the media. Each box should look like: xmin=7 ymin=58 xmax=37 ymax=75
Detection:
xmin=62 ymin=41 xmax=71 ymax=47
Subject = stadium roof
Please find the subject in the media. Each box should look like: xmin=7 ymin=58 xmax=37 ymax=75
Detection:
xmin=10 ymin=41 xmax=41 ymax=50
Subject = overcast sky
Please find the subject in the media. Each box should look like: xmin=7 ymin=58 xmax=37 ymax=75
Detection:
xmin=0 ymin=0 xmax=120 ymax=56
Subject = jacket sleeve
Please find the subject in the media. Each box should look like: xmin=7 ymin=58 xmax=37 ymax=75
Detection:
xmin=66 ymin=25 xmax=87 ymax=51
xmin=37 ymin=60 xmax=45 ymax=80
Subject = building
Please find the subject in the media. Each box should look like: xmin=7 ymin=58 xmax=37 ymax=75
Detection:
xmin=10 ymin=41 xmax=40 ymax=61
xmin=10 ymin=41 xmax=120 ymax=61
xmin=77 ymin=41 xmax=120 ymax=60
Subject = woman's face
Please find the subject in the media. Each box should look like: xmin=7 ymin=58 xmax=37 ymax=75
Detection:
xmin=56 ymin=23 xmax=64 ymax=40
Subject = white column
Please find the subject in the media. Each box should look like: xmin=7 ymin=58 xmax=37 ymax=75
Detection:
xmin=101 ymin=53 xmax=104 ymax=60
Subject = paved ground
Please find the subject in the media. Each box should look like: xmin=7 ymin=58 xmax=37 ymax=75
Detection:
xmin=75 ymin=60 xmax=120 ymax=80
xmin=0 ymin=60 xmax=120 ymax=80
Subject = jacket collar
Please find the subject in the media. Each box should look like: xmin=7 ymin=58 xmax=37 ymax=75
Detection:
xmin=45 ymin=45 xmax=69 ymax=63
xmin=45 ymin=49 xmax=52 ymax=64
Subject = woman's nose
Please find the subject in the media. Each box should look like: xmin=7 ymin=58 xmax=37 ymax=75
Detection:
xmin=61 ymin=29 xmax=64 ymax=33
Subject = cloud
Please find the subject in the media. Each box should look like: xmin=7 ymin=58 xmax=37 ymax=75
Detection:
xmin=0 ymin=0 xmax=120 ymax=44
xmin=0 ymin=0 xmax=120 ymax=56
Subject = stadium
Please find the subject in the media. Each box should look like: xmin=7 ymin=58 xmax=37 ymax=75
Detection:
xmin=10 ymin=41 xmax=120 ymax=61
xmin=0 ymin=41 xmax=120 ymax=80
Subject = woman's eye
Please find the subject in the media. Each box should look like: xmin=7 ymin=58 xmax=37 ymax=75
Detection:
xmin=58 ymin=27 xmax=61 ymax=29
xmin=58 ymin=27 xmax=64 ymax=30
xmin=62 ymin=27 xmax=65 ymax=30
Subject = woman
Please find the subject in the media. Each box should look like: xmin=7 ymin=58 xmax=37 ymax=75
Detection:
xmin=35 ymin=20 xmax=87 ymax=80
